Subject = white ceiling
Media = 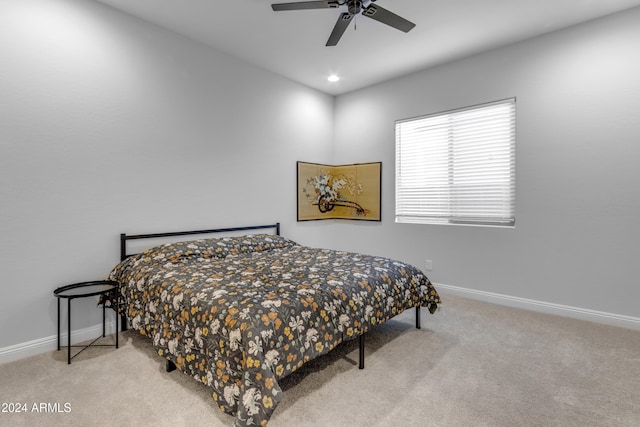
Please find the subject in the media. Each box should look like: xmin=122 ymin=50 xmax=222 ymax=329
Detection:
xmin=96 ymin=0 xmax=640 ymax=95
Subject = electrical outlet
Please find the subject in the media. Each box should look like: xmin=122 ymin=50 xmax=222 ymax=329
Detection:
xmin=425 ymin=259 xmax=432 ymax=271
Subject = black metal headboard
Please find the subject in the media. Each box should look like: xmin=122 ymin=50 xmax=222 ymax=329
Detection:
xmin=120 ymin=223 xmax=280 ymax=261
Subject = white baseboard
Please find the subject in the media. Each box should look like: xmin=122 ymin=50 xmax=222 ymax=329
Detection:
xmin=434 ymin=282 xmax=640 ymax=331
xmin=0 ymin=321 xmax=118 ymax=365
xmin=3 ymin=285 xmax=639 ymax=364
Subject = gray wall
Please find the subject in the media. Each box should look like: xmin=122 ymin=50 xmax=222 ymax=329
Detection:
xmin=329 ymin=8 xmax=640 ymax=318
xmin=0 ymin=0 xmax=334 ymax=349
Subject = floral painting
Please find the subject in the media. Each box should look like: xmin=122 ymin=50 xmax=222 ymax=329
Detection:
xmin=297 ymin=161 xmax=381 ymax=221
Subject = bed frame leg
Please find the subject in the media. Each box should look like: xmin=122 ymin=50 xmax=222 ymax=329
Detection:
xmin=416 ymin=306 xmax=421 ymax=329
xmin=166 ymin=360 xmax=176 ymax=372
xmin=359 ymin=334 xmax=365 ymax=369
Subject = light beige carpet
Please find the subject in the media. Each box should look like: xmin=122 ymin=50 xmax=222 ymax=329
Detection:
xmin=1 ymin=294 xmax=639 ymax=426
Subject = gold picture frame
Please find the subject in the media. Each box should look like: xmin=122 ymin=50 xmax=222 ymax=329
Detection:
xmin=297 ymin=161 xmax=381 ymax=221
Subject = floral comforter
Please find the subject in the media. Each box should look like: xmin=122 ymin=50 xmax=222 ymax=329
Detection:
xmin=109 ymin=234 xmax=440 ymax=427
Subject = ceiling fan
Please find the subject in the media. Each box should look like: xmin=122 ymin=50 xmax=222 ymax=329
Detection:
xmin=271 ymin=0 xmax=416 ymax=46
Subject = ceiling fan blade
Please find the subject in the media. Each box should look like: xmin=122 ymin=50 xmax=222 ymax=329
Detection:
xmin=326 ymin=12 xmax=353 ymax=46
xmin=362 ymin=4 xmax=415 ymax=32
xmin=272 ymin=1 xmax=339 ymax=11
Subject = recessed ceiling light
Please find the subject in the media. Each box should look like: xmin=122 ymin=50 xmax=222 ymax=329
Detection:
xmin=327 ymin=74 xmax=340 ymax=82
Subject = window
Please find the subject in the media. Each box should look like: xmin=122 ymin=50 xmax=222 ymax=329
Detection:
xmin=395 ymin=98 xmax=516 ymax=227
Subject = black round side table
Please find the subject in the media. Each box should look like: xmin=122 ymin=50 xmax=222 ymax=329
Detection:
xmin=53 ymin=280 xmax=119 ymax=364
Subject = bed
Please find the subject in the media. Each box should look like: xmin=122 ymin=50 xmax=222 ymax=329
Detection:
xmin=109 ymin=223 xmax=440 ymax=427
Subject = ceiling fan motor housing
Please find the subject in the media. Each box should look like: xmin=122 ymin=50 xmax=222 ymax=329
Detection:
xmin=348 ymin=0 xmax=363 ymax=15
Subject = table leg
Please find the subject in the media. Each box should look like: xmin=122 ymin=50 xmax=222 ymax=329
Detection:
xmin=102 ymin=296 xmax=106 ymax=337
xmin=57 ymin=298 xmax=60 ymax=351
xmin=67 ymin=298 xmax=71 ymax=365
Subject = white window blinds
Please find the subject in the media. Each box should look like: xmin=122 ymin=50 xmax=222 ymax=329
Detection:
xmin=395 ymin=98 xmax=516 ymax=227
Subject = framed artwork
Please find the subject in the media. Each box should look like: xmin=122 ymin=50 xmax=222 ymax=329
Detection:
xmin=297 ymin=161 xmax=381 ymax=221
